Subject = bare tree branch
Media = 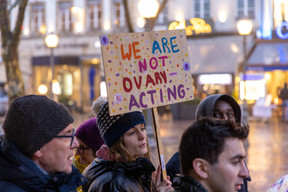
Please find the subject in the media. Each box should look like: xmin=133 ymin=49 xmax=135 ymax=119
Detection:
xmin=12 ymin=0 xmax=28 ymax=47
xmin=0 ymin=0 xmax=11 ymax=47
xmin=8 ymin=0 xmax=22 ymax=13
xmin=122 ymin=0 xmax=134 ymax=33
xmin=150 ymin=0 xmax=168 ymax=29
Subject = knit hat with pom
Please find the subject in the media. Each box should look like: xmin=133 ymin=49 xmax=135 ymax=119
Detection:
xmin=97 ymin=101 xmax=146 ymax=148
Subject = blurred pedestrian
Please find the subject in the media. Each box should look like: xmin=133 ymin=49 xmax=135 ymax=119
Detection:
xmin=166 ymin=94 xmax=251 ymax=192
xmin=278 ymin=83 xmax=288 ymax=121
xmin=173 ymin=118 xmax=249 ymax=192
xmin=0 ymin=95 xmax=86 ymax=191
xmin=82 ymin=101 xmax=173 ymax=192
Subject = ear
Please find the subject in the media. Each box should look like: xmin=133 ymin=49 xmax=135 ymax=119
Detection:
xmin=192 ymin=158 xmax=209 ymax=179
xmin=33 ymin=149 xmax=43 ymax=158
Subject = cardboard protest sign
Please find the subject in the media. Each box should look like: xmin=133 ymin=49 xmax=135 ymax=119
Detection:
xmin=100 ymin=29 xmax=193 ymax=115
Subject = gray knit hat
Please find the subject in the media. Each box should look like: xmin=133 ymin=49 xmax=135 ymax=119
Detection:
xmin=3 ymin=95 xmax=74 ymax=157
xmin=97 ymin=101 xmax=146 ymax=148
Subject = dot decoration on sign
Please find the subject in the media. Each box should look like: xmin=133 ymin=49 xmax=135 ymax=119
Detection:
xmin=100 ymin=35 xmax=109 ymax=45
xmin=114 ymin=93 xmax=123 ymax=104
xmin=183 ymin=62 xmax=190 ymax=71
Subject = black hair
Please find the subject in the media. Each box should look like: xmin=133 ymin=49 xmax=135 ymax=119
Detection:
xmin=179 ymin=117 xmax=249 ymax=175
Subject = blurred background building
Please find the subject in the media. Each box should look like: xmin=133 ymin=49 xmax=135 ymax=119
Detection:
xmin=0 ymin=0 xmax=287 ymax=115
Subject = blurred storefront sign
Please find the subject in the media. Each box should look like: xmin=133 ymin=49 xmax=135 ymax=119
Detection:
xmin=168 ymin=18 xmax=214 ymax=36
xmin=276 ymin=21 xmax=288 ymax=39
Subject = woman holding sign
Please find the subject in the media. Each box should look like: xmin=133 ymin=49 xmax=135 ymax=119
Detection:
xmin=82 ymin=101 xmax=173 ymax=192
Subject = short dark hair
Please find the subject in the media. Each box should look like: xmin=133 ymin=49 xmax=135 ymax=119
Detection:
xmin=179 ymin=117 xmax=249 ymax=175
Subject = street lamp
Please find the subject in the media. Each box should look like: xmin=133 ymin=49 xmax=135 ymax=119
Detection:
xmin=137 ymin=0 xmax=159 ymax=31
xmin=237 ymin=19 xmax=252 ymax=125
xmin=45 ymin=34 xmax=59 ymax=100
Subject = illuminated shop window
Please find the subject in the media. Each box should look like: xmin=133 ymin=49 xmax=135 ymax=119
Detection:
xmin=64 ymin=73 xmax=73 ymax=96
xmin=194 ymin=0 xmax=210 ymax=19
xmin=237 ymin=0 xmax=254 ymax=19
xmin=274 ymin=0 xmax=288 ymax=28
xmin=31 ymin=4 xmax=46 ymax=35
xmin=113 ymin=0 xmax=125 ymax=28
xmin=58 ymin=2 xmax=72 ymax=32
xmin=87 ymin=0 xmax=102 ymax=30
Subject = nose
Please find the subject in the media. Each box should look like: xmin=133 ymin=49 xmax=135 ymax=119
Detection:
xmin=239 ymin=160 xmax=249 ymax=179
xmin=71 ymin=136 xmax=79 ymax=149
xmin=222 ymin=113 xmax=229 ymax=120
xmin=137 ymin=130 xmax=146 ymax=140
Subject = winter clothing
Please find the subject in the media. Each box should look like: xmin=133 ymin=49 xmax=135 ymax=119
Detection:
xmin=2 ymin=95 xmax=73 ymax=157
xmin=83 ymin=102 xmax=157 ymax=192
xmin=0 ymin=137 xmax=86 ymax=192
xmin=166 ymin=151 xmax=180 ymax=183
xmin=173 ymin=175 xmax=208 ymax=192
xmin=167 ymin=94 xmax=250 ymax=192
xmin=75 ymin=117 xmax=104 ymax=152
xmin=82 ymin=157 xmax=156 ymax=192
xmin=97 ymin=101 xmax=145 ymax=148
xmin=195 ymin=94 xmax=242 ymax=124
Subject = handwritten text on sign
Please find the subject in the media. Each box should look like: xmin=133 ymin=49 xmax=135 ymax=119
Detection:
xmin=100 ymin=29 xmax=194 ymax=115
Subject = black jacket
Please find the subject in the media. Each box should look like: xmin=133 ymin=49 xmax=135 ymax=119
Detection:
xmin=173 ymin=175 xmax=208 ymax=192
xmin=0 ymin=138 xmax=86 ymax=192
xmin=83 ymin=157 xmax=156 ymax=192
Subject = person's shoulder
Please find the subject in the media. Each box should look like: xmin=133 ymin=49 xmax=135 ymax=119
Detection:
xmin=87 ymin=170 xmax=139 ymax=191
xmin=0 ymin=181 xmax=27 ymax=192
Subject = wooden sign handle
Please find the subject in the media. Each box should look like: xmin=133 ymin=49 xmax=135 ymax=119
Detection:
xmin=151 ymin=107 xmax=167 ymax=180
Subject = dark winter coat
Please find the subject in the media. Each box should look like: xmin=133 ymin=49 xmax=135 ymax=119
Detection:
xmin=83 ymin=157 xmax=156 ymax=192
xmin=0 ymin=138 xmax=86 ymax=192
xmin=173 ymin=175 xmax=208 ymax=192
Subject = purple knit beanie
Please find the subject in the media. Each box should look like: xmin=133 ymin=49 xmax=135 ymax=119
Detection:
xmin=75 ymin=117 xmax=104 ymax=152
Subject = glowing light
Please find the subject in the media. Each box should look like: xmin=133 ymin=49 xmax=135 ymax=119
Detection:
xmin=230 ymin=43 xmax=239 ymax=53
xmin=45 ymin=34 xmax=59 ymax=48
xmin=169 ymin=18 xmax=212 ymax=36
xmin=38 ymin=84 xmax=48 ymax=95
xmin=137 ymin=17 xmax=146 ymax=28
xmin=100 ymin=81 xmax=107 ymax=97
xmin=52 ymin=80 xmax=61 ymax=95
xmin=218 ymin=10 xmax=227 ymax=23
xmin=237 ymin=19 xmax=253 ymax=35
xmin=138 ymin=0 xmax=159 ymax=18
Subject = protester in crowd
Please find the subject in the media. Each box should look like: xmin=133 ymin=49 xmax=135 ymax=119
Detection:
xmin=0 ymin=95 xmax=86 ymax=191
xmin=73 ymin=96 xmax=107 ymax=192
xmin=73 ymin=96 xmax=107 ymax=173
xmin=82 ymin=101 xmax=173 ymax=192
xmin=279 ymin=83 xmax=288 ymax=121
xmin=73 ymin=117 xmax=104 ymax=173
xmin=173 ymin=117 xmax=249 ymax=192
xmin=166 ymin=94 xmax=251 ymax=192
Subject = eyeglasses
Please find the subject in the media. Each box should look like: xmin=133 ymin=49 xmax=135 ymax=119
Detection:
xmin=54 ymin=129 xmax=75 ymax=146
xmin=76 ymin=145 xmax=90 ymax=154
